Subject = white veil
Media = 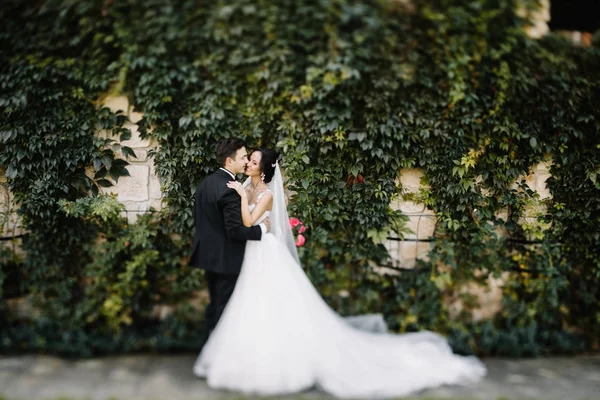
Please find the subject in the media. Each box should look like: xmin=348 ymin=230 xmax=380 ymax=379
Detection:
xmin=243 ymin=163 xmax=300 ymax=263
xmin=243 ymin=163 xmax=386 ymax=333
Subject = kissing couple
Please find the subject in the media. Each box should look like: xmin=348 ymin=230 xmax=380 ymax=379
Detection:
xmin=191 ymin=138 xmax=486 ymax=399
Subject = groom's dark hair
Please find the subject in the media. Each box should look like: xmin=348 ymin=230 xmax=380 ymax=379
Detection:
xmin=217 ymin=138 xmax=246 ymax=166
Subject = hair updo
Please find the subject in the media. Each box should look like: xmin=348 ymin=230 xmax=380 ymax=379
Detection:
xmin=253 ymin=148 xmax=278 ymax=183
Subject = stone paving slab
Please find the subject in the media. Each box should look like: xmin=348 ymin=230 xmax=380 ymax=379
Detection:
xmin=0 ymin=354 xmax=599 ymax=400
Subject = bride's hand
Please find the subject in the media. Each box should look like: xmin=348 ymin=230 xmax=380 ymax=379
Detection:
xmin=227 ymin=181 xmax=247 ymax=198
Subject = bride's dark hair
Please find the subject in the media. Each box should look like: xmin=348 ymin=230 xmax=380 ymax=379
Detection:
xmin=253 ymin=148 xmax=278 ymax=183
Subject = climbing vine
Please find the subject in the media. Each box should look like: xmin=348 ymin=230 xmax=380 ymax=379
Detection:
xmin=1 ymin=0 xmax=598 ymax=356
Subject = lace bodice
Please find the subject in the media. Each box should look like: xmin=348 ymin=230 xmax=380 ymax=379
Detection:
xmin=249 ymin=189 xmax=271 ymax=226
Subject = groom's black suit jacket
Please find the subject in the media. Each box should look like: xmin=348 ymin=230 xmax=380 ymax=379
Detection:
xmin=191 ymin=169 xmax=262 ymax=274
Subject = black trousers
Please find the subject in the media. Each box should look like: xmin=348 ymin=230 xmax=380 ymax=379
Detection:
xmin=202 ymin=270 xmax=239 ymax=346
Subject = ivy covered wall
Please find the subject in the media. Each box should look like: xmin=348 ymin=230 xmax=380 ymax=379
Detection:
xmin=1 ymin=0 xmax=599 ymax=356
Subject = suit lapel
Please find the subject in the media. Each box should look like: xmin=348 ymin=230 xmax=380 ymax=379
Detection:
xmin=216 ymin=168 xmax=242 ymax=182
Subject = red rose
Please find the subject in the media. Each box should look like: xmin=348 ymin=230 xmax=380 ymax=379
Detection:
xmin=289 ymin=217 xmax=301 ymax=228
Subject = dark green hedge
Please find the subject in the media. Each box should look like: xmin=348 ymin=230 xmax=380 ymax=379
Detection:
xmin=1 ymin=0 xmax=598 ymax=357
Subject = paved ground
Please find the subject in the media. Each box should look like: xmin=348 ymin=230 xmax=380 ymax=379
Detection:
xmin=0 ymin=354 xmax=599 ymax=400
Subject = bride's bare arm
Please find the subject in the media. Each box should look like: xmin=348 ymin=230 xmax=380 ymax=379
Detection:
xmin=226 ymin=182 xmax=273 ymax=227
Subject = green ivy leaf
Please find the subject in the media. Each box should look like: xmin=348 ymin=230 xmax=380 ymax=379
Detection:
xmin=96 ymin=179 xmax=113 ymax=188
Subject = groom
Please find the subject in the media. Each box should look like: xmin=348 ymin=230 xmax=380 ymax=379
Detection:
xmin=191 ymin=138 xmax=267 ymax=345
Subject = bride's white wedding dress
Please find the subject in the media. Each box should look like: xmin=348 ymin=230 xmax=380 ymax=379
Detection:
xmin=194 ymin=168 xmax=486 ymax=399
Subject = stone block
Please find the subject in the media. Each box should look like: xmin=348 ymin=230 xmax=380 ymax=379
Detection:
xmin=149 ymin=198 xmax=163 ymax=211
xmin=118 ymin=201 xmax=150 ymax=224
xmin=536 ymin=171 xmax=552 ymax=199
xmin=396 ymin=200 xmax=426 ymax=214
xmin=384 ymin=240 xmax=432 ymax=269
xmin=131 ymin=149 xmax=148 ymax=162
xmin=399 ymin=168 xmax=425 ymax=191
xmin=414 ymin=214 xmax=436 ymax=240
xmin=103 ymin=95 xmax=129 ymax=115
xmin=120 ymin=121 xmax=151 ymax=148
xmin=5 ymin=296 xmax=40 ymax=320
xmin=149 ymin=154 xmax=157 ymax=175
xmin=95 ymin=128 xmax=111 ymax=140
xmin=523 ymin=171 xmax=536 ymax=192
xmin=470 ymin=274 xmax=506 ymax=321
xmin=151 ymin=304 xmax=174 ymax=321
xmin=149 ymin=175 xmax=163 ymax=200
xmin=526 ymin=21 xmax=549 ymax=39
xmin=0 ymin=183 xmax=10 ymax=213
xmin=128 ymin=105 xmax=144 ymax=123
xmin=121 ymin=201 xmax=149 ymax=212
xmin=536 ymin=161 xmax=551 ymax=173
xmin=106 ymin=165 xmax=149 ymax=202
xmin=496 ymin=208 xmax=509 ymax=223
xmin=520 ymin=0 xmax=549 ymax=39
xmin=447 ymin=272 xmax=507 ymax=321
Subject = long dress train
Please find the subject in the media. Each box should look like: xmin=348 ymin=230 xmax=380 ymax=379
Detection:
xmin=193 ymin=205 xmax=486 ymax=399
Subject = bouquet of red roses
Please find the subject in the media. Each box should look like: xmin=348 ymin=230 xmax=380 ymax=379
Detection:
xmin=289 ymin=217 xmax=306 ymax=247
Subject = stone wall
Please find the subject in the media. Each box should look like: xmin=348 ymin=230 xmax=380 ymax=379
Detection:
xmin=519 ymin=0 xmax=550 ymax=39
xmin=385 ymin=162 xmax=552 ymax=269
xmin=0 ymin=175 xmax=25 ymax=257
xmin=100 ymin=96 xmax=162 ymax=223
xmin=0 ymin=94 xmax=554 ymax=271
xmin=0 ymin=94 xmax=555 ymax=323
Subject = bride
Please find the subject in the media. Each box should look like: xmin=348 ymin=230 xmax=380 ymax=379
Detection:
xmin=193 ymin=148 xmax=486 ymax=398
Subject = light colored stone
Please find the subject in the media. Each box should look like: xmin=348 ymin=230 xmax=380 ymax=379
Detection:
xmin=119 ymin=201 xmax=150 ymax=224
xmin=0 ymin=183 xmax=10 ymax=213
xmin=416 ymin=214 xmax=436 ymax=240
xmin=103 ymin=95 xmax=129 ymax=114
xmin=385 ymin=240 xmax=432 ymax=269
xmin=120 ymin=121 xmax=151 ymax=148
xmin=106 ymin=165 xmax=149 ymax=202
xmin=95 ymin=128 xmax=111 ymax=140
xmin=149 ymin=175 xmax=163 ymax=200
xmin=121 ymin=201 xmax=149 ymax=212
xmin=395 ymin=200 xmax=426 ymax=214
xmin=149 ymin=154 xmax=157 ymax=176
xmin=523 ymin=171 xmax=536 ymax=192
xmin=399 ymin=168 xmax=425 ymax=191
xmin=148 ymin=198 xmax=163 ymax=211
xmin=536 ymin=161 xmax=551 ymax=172
xmin=3 ymin=354 xmax=600 ymax=400
xmin=5 ymin=296 xmax=40 ymax=320
xmin=520 ymin=0 xmax=550 ymax=39
xmin=128 ymin=105 xmax=144 ymax=124
xmin=131 ymin=149 xmax=148 ymax=162
xmin=496 ymin=208 xmax=509 ymax=223
xmin=536 ymin=171 xmax=551 ymax=199
xmin=402 ymin=212 xmax=436 ymax=240
xmin=151 ymin=304 xmax=174 ymax=321
xmin=447 ymin=272 xmax=507 ymax=321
